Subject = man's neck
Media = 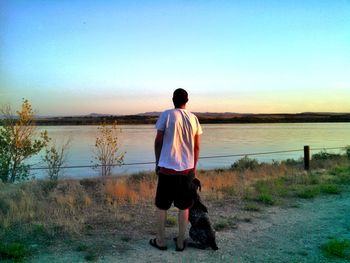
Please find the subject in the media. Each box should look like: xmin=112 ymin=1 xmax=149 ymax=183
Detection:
xmin=175 ymin=105 xmax=186 ymax=110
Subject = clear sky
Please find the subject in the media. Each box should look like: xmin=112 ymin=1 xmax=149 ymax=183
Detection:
xmin=1 ymin=0 xmax=349 ymax=115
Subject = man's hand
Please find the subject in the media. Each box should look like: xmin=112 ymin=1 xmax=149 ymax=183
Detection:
xmin=155 ymin=165 xmax=160 ymax=175
xmin=154 ymin=130 xmax=164 ymax=173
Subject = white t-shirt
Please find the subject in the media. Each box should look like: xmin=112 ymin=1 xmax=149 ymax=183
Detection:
xmin=155 ymin=108 xmax=203 ymax=171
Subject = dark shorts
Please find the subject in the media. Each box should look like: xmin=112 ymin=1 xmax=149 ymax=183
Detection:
xmin=155 ymin=172 xmax=194 ymax=210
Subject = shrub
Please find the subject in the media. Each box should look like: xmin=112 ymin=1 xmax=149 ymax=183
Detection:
xmin=166 ymin=216 xmax=177 ymax=226
xmin=312 ymin=151 xmax=340 ymax=161
xmin=220 ymin=186 xmax=236 ymax=196
xmin=0 ymin=100 xmax=50 ymax=183
xmin=345 ymin=146 xmax=350 ymax=159
xmin=321 ymin=238 xmax=350 ymax=259
xmin=0 ymin=241 xmax=30 ymax=262
xmin=282 ymin=158 xmax=303 ymax=167
xmin=92 ymin=121 xmax=125 ymax=176
xmin=42 ymin=139 xmax=70 ymax=181
xmin=258 ymin=193 xmax=274 ymax=205
xmin=214 ymin=216 xmax=238 ymax=231
xmin=231 ymin=156 xmax=260 ymax=171
xmin=320 ymin=184 xmax=342 ymax=194
xmin=243 ymin=203 xmax=261 ymax=212
xmin=296 ymin=186 xmax=320 ymax=199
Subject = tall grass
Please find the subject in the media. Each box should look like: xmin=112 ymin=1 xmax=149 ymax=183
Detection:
xmin=0 ymin=153 xmax=349 ymax=243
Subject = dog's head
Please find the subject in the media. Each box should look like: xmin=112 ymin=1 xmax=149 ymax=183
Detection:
xmin=192 ymin=178 xmax=201 ymax=192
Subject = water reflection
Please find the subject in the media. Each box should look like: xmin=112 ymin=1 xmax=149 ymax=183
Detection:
xmin=29 ymin=123 xmax=350 ymax=178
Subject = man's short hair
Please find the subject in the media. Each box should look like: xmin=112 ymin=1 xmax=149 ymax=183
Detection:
xmin=173 ymin=88 xmax=188 ymax=108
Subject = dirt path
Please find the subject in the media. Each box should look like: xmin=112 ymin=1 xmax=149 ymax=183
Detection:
xmin=30 ymin=190 xmax=350 ymax=263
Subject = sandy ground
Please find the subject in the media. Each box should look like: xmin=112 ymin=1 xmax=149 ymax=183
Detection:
xmin=29 ymin=189 xmax=350 ymax=263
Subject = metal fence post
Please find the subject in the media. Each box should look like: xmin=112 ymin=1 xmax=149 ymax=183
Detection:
xmin=304 ymin=145 xmax=310 ymax=170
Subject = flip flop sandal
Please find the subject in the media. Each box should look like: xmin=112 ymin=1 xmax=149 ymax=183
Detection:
xmin=149 ymin=238 xmax=168 ymax=251
xmin=173 ymin=237 xmax=186 ymax=252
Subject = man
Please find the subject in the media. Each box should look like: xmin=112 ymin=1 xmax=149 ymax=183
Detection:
xmin=149 ymin=88 xmax=202 ymax=252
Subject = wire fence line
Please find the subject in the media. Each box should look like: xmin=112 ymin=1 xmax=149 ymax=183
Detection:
xmin=25 ymin=146 xmax=347 ymax=171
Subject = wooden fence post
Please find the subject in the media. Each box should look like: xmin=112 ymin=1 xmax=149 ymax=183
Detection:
xmin=304 ymin=145 xmax=310 ymax=170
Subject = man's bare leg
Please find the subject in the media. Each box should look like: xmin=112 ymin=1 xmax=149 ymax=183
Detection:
xmin=156 ymin=208 xmax=167 ymax=246
xmin=177 ymin=209 xmax=189 ymax=249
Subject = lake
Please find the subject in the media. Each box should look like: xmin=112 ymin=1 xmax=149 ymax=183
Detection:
xmin=30 ymin=123 xmax=350 ymax=178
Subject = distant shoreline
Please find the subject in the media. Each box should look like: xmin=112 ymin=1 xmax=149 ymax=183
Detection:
xmin=2 ymin=112 xmax=350 ymax=126
xmin=24 ymin=112 xmax=350 ymax=125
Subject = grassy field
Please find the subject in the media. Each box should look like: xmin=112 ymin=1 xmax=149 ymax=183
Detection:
xmin=0 ymin=150 xmax=350 ymax=262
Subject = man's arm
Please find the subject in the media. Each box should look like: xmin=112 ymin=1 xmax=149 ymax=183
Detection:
xmin=193 ymin=134 xmax=200 ymax=174
xmin=154 ymin=130 xmax=164 ymax=170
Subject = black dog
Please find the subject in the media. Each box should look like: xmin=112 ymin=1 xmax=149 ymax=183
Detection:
xmin=188 ymin=178 xmax=218 ymax=250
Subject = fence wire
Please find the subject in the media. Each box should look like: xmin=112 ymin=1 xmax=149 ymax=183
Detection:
xmin=24 ymin=146 xmax=347 ymax=171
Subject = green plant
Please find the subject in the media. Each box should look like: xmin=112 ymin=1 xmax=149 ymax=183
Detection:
xmin=0 ymin=100 xmax=50 ymax=183
xmin=231 ymin=156 xmax=260 ymax=171
xmin=220 ymin=186 xmax=236 ymax=196
xmin=42 ymin=139 xmax=70 ymax=181
xmin=243 ymin=203 xmax=261 ymax=212
xmin=92 ymin=121 xmax=125 ymax=176
xmin=282 ymin=158 xmax=303 ymax=167
xmin=312 ymin=150 xmax=340 ymax=161
xmin=76 ymin=243 xmax=88 ymax=252
xmin=214 ymin=216 xmax=238 ymax=231
xmin=258 ymin=193 xmax=274 ymax=205
xmin=0 ymin=241 xmax=30 ymax=262
xmin=85 ymin=249 xmax=98 ymax=261
xmin=296 ymin=186 xmax=320 ymax=199
xmin=329 ymin=166 xmax=350 ymax=184
xmin=321 ymin=238 xmax=350 ymax=259
xmin=166 ymin=216 xmax=177 ymax=226
xmin=120 ymin=235 xmax=132 ymax=242
xmin=345 ymin=146 xmax=350 ymax=159
xmin=245 ymin=180 xmax=281 ymax=205
xmin=320 ymin=184 xmax=342 ymax=194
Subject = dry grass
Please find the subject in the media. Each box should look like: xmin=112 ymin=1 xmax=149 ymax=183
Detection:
xmin=0 ymin=155 xmax=349 ymax=246
xmin=196 ymin=163 xmax=291 ymax=202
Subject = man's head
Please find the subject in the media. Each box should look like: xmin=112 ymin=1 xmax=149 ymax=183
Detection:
xmin=173 ymin=88 xmax=188 ymax=108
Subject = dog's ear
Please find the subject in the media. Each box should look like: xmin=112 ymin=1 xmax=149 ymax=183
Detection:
xmin=192 ymin=178 xmax=202 ymax=192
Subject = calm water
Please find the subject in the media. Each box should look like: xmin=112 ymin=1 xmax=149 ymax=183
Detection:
xmin=30 ymin=123 xmax=350 ymax=178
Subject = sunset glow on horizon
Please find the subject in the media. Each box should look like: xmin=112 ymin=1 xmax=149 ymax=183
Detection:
xmin=1 ymin=1 xmax=349 ymax=115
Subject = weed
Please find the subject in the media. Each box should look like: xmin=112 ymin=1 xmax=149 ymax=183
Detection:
xmin=346 ymin=146 xmax=350 ymax=159
xmin=231 ymin=156 xmax=260 ymax=171
xmin=0 ymin=241 xmax=30 ymax=262
xmin=127 ymin=171 xmax=156 ymax=184
xmin=243 ymin=203 xmax=261 ymax=212
xmin=329 ymin=166 xmax=350 ymax=184
xmin=76 ymin=243 xmax=88 ymax=252
xmin=253 ymin=181 xmax=278 ymax=205
xmin=85 ymin=249 xmax=99 ymax=261
xmin=320 ymin=184 xmax=342 ymax=194
xmin=258 ymin=193 xmax=275 ymax=205
xmin=220 ymin=186 xmax=236 ymax=196
xmin=321 ymin=238 xmax=350 ymax=259
xmin=312 ymin=151 xmax=341 ymax=161
xmin=282 ymin=158 xmax=303 ymax=167
xmin=120 ymin=235 xmax=132 ymax=242
xmin=296 ymin=186 xmax=320 ymax=199
xmin=242 ymin=217 xmax=252 ymax=223
xmin=214 ymin=216 xmax=237 ymax=231
xmin=166 ymin=216 xmax=177 ymax=227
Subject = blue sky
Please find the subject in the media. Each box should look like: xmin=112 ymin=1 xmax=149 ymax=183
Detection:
xmin=1 ymin=0 xmax=349 ymax=115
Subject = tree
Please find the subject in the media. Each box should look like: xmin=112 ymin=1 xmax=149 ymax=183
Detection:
xmin=92 ymin=121 xmax=124 ymax=176
xmin=0 ymin=100 xmax=50 ymax=183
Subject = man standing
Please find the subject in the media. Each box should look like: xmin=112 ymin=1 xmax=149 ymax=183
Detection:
xmin=150 ymin=88 xmax=202 ymax=251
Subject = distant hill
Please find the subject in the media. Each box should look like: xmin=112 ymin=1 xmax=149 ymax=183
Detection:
xmin=1 ymin=112 xmax=349 ymax=125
